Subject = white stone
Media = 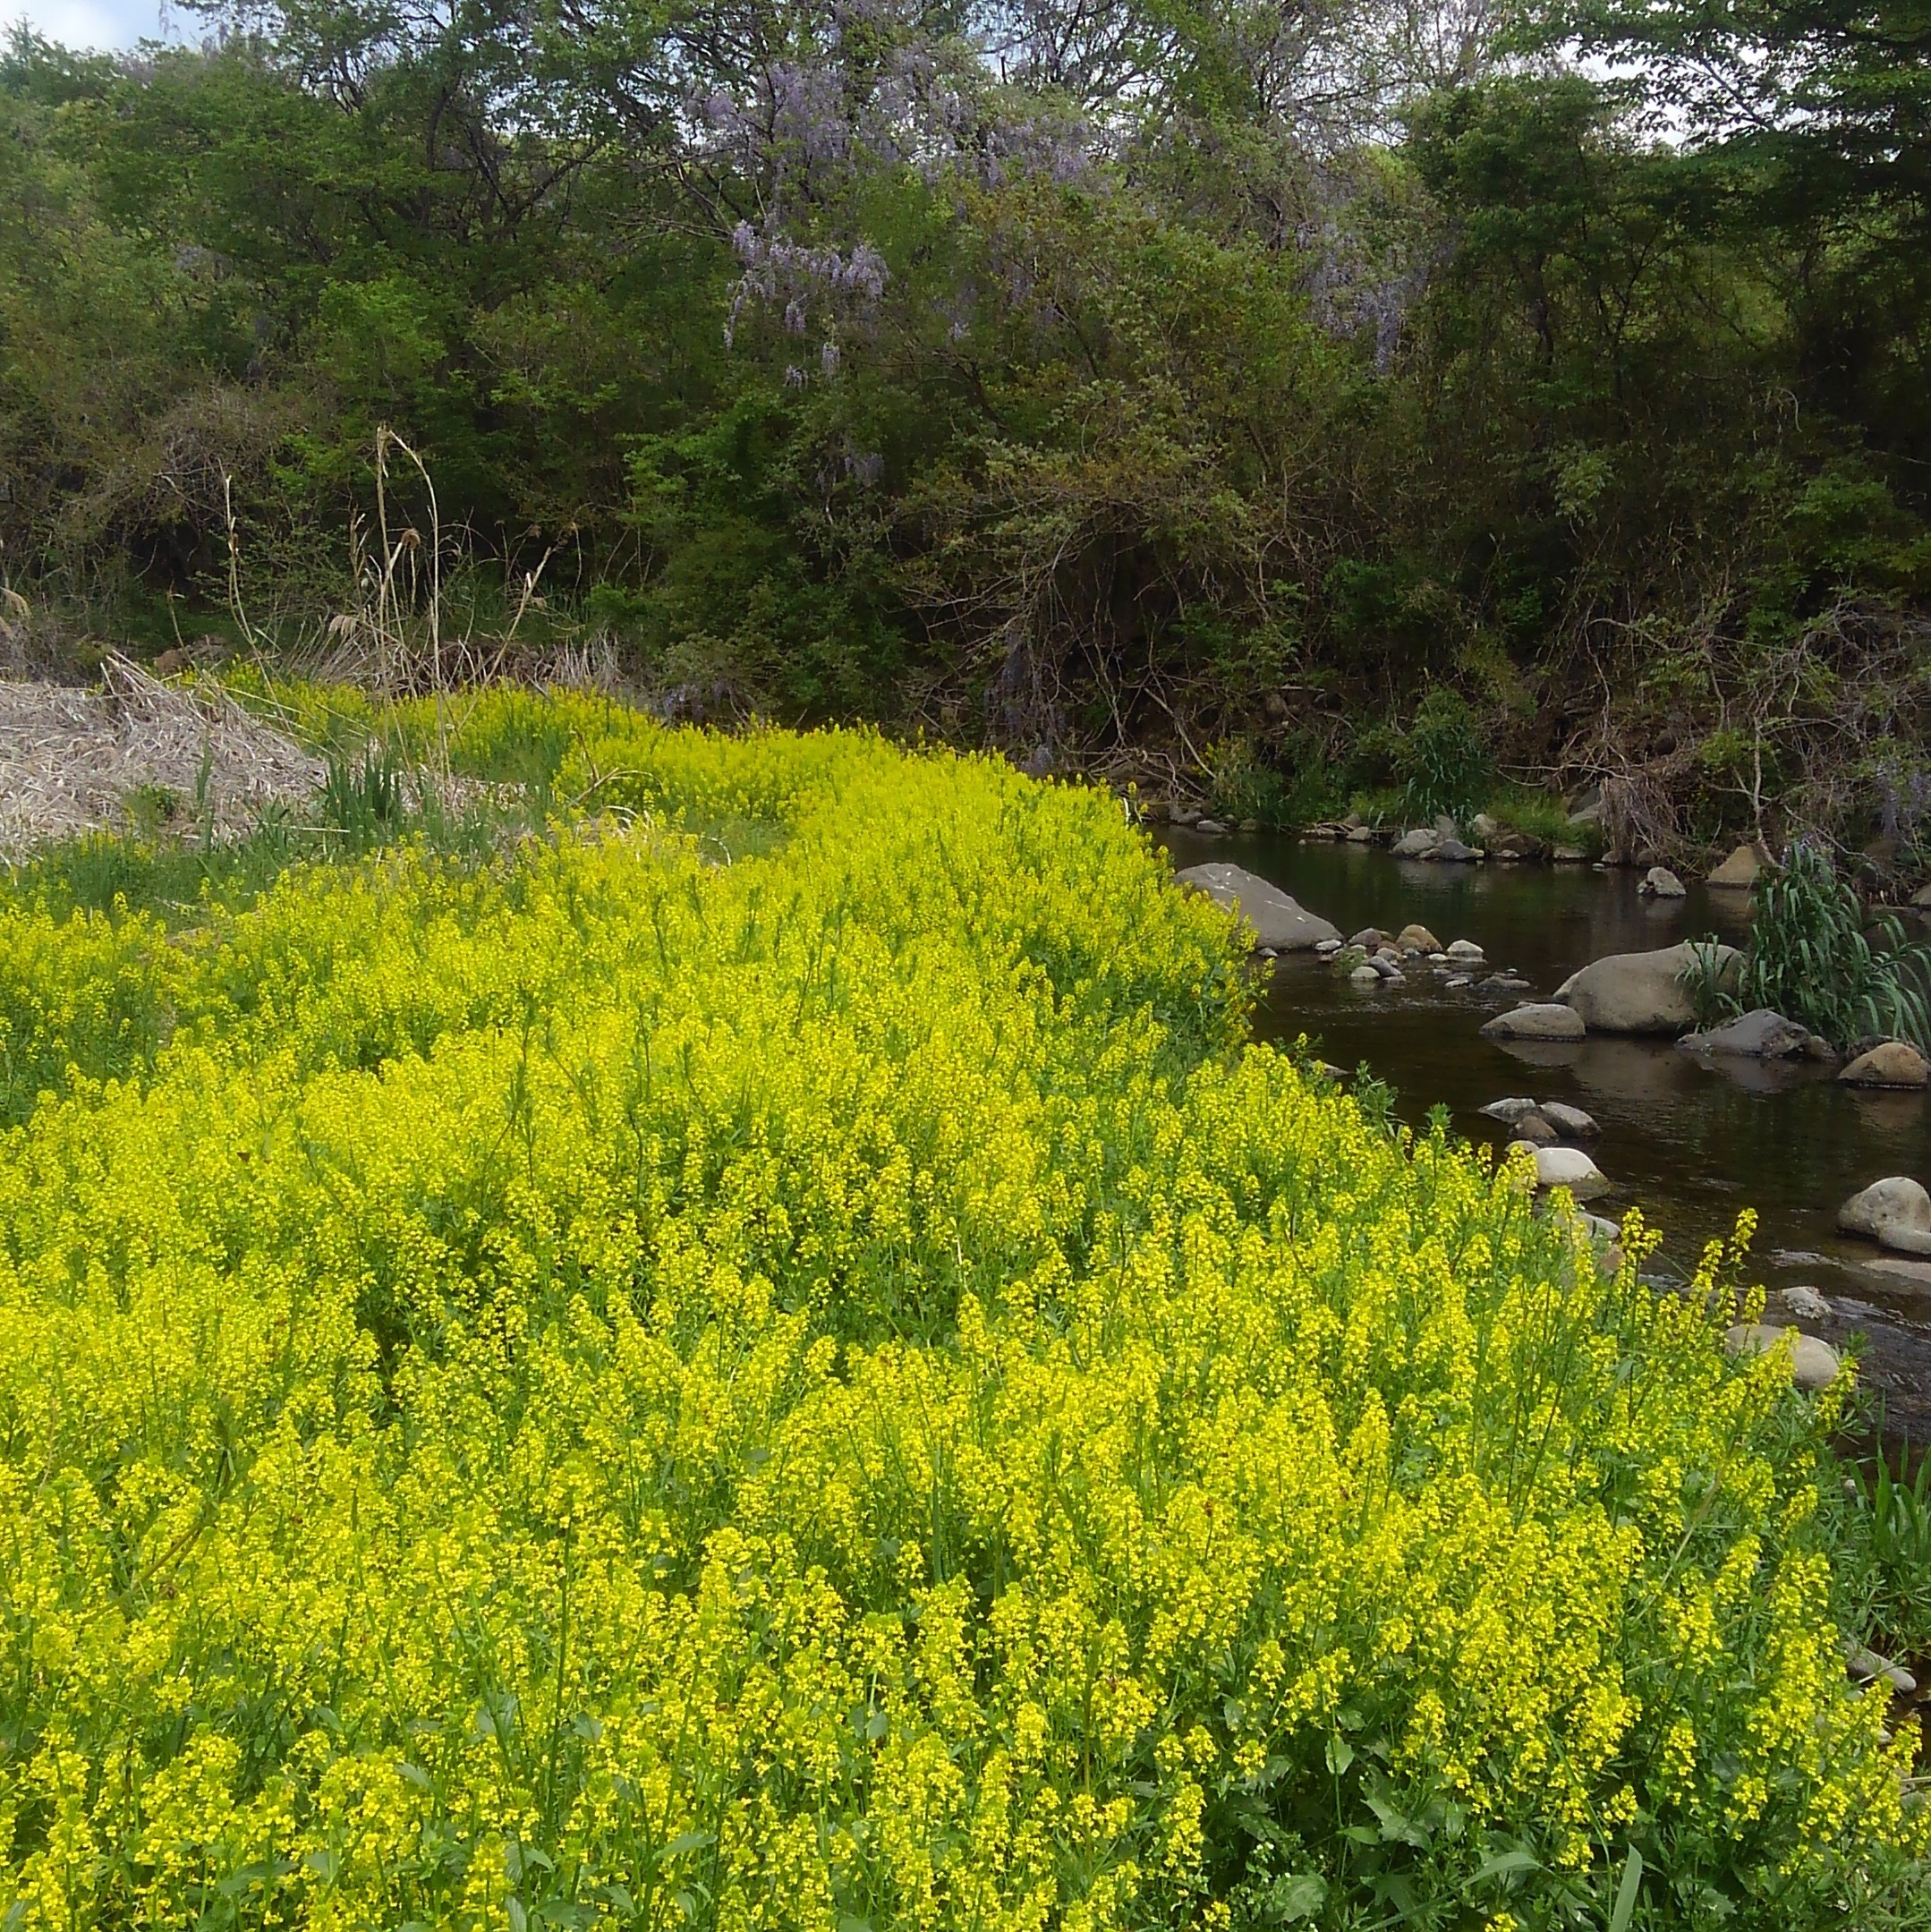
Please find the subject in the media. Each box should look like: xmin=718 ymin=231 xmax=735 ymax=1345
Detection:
xmin=1723 ymin=1323 xmax=1842 ymax=1392
xmin=1511 ymin=1143 xmax=1610 ymax=1200
xmin=1838 ymin=1177 xmax=1931 ymax=1255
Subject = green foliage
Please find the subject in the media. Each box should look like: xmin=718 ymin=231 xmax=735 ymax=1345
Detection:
xmin=1483 ymin=788 xmax=1587 ymax=848
xmin=1692 ymin=842 xmax=1931 ymax=1048
xmin=1394 ymin=690 xmax=1493 ymax=825
xmin=1 ymin=0 xmax=1929 ymax=841
xmin=1830 ymin=1445 xmax=1931 ymax=1659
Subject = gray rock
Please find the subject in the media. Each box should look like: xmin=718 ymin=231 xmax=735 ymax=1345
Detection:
xmin=1639 ymin=865 xmax=1688 ymax=898
xmin=1538 ymin=1101 xmax=1599 ymax=1138
xmin=1396 ymin=923 xmax=1442 ymax=954
xmin=1914 ymin=882 xmax=1931 ymax=909
xmin=1445 ymin=939 xmax=1485 ymax=962
xmin=1348 ymin=964 xmax=1382 ymax=989
xmin=1838 ymin=1041 xmax=1930 ymax=1088
xmin=1554 ymin=941 xmax=1740 ymax=1034
xmin=1346 ymin=825 xmax=1377 ymax=843
xmin=1433 ymin=814 xmax=1461 ymax=841
xmin=1391 ymin=827 xmax=1439 ymax=858
xmin=1513 ymin=1110 xmax=1561 ymax=1145
xmin=1370 ymin=956 xmax=1403 ymax=981
xmin=1348 ymin=927 xmax=1387 ymax=950
xmin=1433 ymin=838 xmax=1481 ymax=862
xmin=1171 ymin=806 xmax=1203 ymax=827
xmin=1195 ymin=818 xmax=1229 ymax=834
xmin=1678 ymin=1009 xmax=1812 ymax=1059
xmin=1482 ymin=1003 xmax=1587 ymax=1043
xmin=1478 ymin=973 xmax=1533 ymax=992
xmin=1847 ymin=1643 xmax=1918 ymax=1696
xmin=1723 ymin=1323 xmax=1842 ymax=1392
xmin=1487 ymin=828 xmax=1546 ymax=860
xmin=1175 ymin=863 xmax=1342 ymax=951
xmin=1443 ymin=974 xmax=1473 ymax=988
xmin=1511 ymin=1142 xmax=1610 ymax=1199
xmin=1479 ymin=1097 xmax=1541 ymax=1123
xmin=1861 ymin=1255 xmax=1931 ymax=1288
xmin=1779 ymin=1284 xmax=1832 ymax=1322
xmin=1551 ymin=846 xmax=1590 ymax=864
xmin=1838 ymin=1177 xmax=1931 ymax=1255
xmin=1314 ymin=937 xmax=1342 ymax=956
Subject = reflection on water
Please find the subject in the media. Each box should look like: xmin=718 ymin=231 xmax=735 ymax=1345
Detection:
xmin=1161 ymin=828 xmax=1931 ymax=1434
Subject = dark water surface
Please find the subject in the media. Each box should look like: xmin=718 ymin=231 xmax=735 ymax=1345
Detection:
xmin=1161 ymin=828 xmax=1931 ymax=1438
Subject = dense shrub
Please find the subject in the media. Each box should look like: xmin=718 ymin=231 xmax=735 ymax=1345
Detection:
xmin=0 ymin=702 xmax=1921 ymax=1928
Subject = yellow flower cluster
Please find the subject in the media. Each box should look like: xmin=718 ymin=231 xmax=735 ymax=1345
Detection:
xmin=0 ymin=702 xmax=1918 ymax=1928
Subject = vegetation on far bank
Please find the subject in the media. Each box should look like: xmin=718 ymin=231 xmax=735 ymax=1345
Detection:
xmin=4 ymin=0 xmax=1931 ymax=876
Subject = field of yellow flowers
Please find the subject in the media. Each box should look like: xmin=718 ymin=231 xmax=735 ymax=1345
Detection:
xmin=0 ymin=690 xmax=1923 ymax=1929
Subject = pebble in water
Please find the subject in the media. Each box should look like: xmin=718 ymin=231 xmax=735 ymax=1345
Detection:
xmin=1780 ymin=1284 xmax=1832 ymax=1322
xmin=1537 ymin=1101 xmax=1599 ymax=1139
xmin=1479 ymin=1097 xmax=1541 ymax=1123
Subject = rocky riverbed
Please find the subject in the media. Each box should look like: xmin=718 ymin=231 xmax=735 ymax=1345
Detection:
xmin=1163 ymin=825 xmax=1931 ymax=1441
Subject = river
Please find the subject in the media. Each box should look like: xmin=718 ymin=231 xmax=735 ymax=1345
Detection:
xmin=1161 ymin=826 xmax=1931 ymax=1442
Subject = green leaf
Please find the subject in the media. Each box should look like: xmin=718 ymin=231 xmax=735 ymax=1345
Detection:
xmin=1475 ymin=1847 xmax=1542 ymax=1884
xmin=659 ymin=1830 xmax=716 ymax=1862
xmin=1609 ymin=1845 xmax=1644 ymax=1932
xmin=1325 ymin=1734 xmax=1356 ymax=1776
xmin=1263 ymin=1872 xmax=1327 ymax=1923
xmin=1367 ymin=1792 xmax=1429 ymax=1846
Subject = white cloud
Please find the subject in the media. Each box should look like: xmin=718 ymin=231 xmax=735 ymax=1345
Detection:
xmin=5 ymin=0 xmax=165 ymax=50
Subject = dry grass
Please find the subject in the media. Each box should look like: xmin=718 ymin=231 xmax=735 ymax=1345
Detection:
xmin=0 ymin=655 xmax=325 ymax=854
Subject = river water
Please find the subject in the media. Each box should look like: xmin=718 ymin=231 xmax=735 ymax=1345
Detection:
xmin=1161 ymin=827 xmax=1931 ymax=1440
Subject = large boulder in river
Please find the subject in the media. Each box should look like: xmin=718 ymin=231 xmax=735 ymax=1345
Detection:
xmin=1677 ymin=1009 xmax=1812 ymax=1059
xmin=1174 ymin=863 xmax=1341 ymax=951
xmin=1481 ymin=1002 xmax=1586 ymax=1042
xmin=1838 ymin=1041 xmax=1931 ymax=1088
xmin=1553 ymin=941 xmax=1740 ymax=1034
xmin=1838 ymin=1177 xmax=1931 ymax=1255
xmin=1708 ymin=843 xmax=1769 ymax=889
